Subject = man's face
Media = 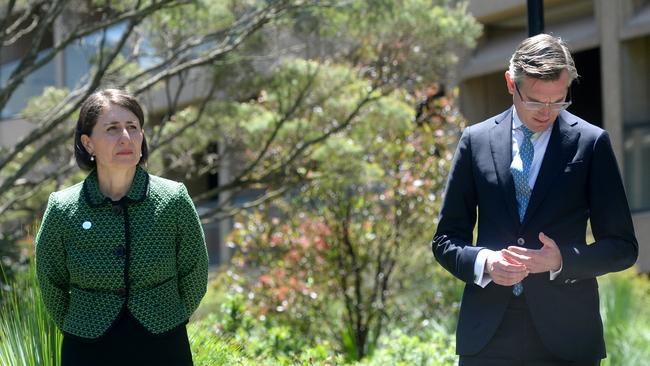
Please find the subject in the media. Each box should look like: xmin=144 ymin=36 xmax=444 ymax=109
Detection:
xmin=505 ymin=70 xmax=571 ymax=133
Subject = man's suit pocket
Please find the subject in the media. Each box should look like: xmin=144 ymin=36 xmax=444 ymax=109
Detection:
xmin=563 ymin=160 xmax=583 ymax=173
xmin=551 ymin=276 xmax=598 ymax=291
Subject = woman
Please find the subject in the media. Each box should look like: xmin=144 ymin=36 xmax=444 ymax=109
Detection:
xmin=35 ymin=89 xmax=208 ymax=366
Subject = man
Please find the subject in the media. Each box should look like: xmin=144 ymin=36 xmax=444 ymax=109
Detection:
xmin=432 ymin=34 xmax=638 ymax=365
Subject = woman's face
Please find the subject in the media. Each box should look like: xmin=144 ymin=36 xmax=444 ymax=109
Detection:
xmin=81 ymin=103 xmax=143 ymax=172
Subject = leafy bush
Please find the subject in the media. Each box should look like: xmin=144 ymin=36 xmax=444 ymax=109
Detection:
xmin=600 ymin=269 xmax=650 ymax=366
xmin=8 ymin=248 xmax=650 ymax=366
xmin=188 ymin=316 xmax=253 ymax=366
xmin=354 ymin=323 xmax=457 ymax=366
xmin=192 ymin=292 xmax=342 ymax=365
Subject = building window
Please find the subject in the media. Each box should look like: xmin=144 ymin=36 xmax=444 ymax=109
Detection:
xmin=0 ymin=50 xmax=57 ymax=119
xmin=624 ymin=124 xmax=650 ymax=212
xmin=63 ymin=21 xmax=130 ymax=89
xmin=1 ymin=21 xmax=130 ymax=119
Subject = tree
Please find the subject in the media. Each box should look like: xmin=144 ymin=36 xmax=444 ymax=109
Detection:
xmin=0 ymin=0 xmax=328 ymax=229
xmin=227 ymin=63 xmax=468 ymax=359
xmin=0 ymin=0 xmax=479 ymax=244
xmin=220 ymin=1 xmax=481 ymax=359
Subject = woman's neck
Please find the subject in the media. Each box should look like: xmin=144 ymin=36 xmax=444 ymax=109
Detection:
xmin=96 ymin=166 xmax=137 ymax=201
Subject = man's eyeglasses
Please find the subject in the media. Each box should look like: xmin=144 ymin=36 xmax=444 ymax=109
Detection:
xmin=514 ymin=82 xmax=572 ymax=112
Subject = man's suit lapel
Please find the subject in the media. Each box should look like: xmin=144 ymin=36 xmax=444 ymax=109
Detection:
xmin=489 ymin=108 xmax=520 ymax=228
xmin=521 ymin=112 xmax=579 ymax=227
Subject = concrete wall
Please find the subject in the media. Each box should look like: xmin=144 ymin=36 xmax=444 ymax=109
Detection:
xmin=622 ymin=36 xmax=650 ymax=125
xmin=460 ymin=72 xmax=511 ymax=124
xmin=633 ymin=212 xmax=650 ymax=272
xmin=0 ymin=117 xmax=34 ymax=147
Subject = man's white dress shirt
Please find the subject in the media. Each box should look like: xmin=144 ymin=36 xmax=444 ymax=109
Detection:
xmin=473 ymin=106 xmax=562 ymax=287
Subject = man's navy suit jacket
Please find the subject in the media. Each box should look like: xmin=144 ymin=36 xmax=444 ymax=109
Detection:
xmin=432 ymin=107 xmax=638 ymax=361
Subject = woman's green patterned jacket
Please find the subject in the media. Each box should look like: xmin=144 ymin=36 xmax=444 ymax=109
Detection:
xmin=35 ymin=166 xmax=209 ymax=339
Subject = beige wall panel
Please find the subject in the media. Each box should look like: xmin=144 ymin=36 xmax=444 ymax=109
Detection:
xmin=633 ymin=212 xmax=650 ymax=272
xmin=461 ymin=72 xmax=512 ymax=125
xmin=622 ymin=37 xmax=650 ymax=124
xmin=0 ymin=118 xmax=34 ymax=148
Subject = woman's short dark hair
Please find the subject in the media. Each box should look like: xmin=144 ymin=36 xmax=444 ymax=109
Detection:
xmin=74 ymin=89 xmax=148 ymax=171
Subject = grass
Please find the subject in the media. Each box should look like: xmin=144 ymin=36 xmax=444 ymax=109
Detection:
xmin=0 ymin=262 xmax=62 ymax=366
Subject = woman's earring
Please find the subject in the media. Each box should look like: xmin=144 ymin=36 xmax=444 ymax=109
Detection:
xmin=90 ymin=155 xmax=95 ymax=162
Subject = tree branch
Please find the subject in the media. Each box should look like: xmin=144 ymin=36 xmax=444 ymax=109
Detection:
xmin=236 ymin=63 xmax=321 ymax=182
xmin=0 ymin=0 xmax=187 ymax=112
xmin=0 ymin=163 xmax=75 ymax=218
xmin=331 ymin=215 xmax=356 ymax=348
xmin=0 ymin=0 xmax=18 ymax=45
xmin=148 ymin=78 xmax=219 ymax=154
xmin=192 ymin=79 xmax=378 ymax=205
xmin=199 ymin=185 xmax=289 ymax=223
xmin=0 ymin=0 xmax=66 ymax=111
xmin=273 ymin=88 xmax=382 ymax=173
xmin=130 ymin=0 xmax=293 ymax=96
xmin=0 ymin=131 xmax=69 ymax=195
xmin=0 ymin=15 xmax=140 ymax=193
xmin=1 ymin=0 xmax=41 ymax=47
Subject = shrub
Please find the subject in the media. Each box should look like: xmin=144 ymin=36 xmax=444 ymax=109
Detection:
xmin=188 ymin=316 xmax=254 ymax=366
xmin=355 ymin=322 xmax=456 ymax=366
xmin=600 ymin=269 xmax=650 ymax=366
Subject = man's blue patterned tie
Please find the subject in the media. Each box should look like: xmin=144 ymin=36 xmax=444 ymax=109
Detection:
xmin=511 ymin=125 xmax=534 ymax=296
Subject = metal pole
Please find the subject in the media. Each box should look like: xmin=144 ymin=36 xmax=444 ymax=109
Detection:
xmin=527 ymin=0 xmax=545 ymax=36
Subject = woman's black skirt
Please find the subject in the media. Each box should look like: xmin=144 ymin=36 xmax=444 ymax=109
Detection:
xmin=61 ymin=310 xmax=193 ymax=366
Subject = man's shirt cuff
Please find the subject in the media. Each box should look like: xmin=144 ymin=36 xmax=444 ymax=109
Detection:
xmin=550 ymin=261 xmax=563 ymax=280
xmin=474 ymin=249 xmax=494 ymax=288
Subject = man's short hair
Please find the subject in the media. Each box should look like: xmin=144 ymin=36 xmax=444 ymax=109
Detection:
xmin=508 ymin=33 xmax=578 ymax=86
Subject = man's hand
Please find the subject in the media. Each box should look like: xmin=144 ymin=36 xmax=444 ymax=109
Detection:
xmin=501 ymin=232 xmax=562 ymax=274
xmin=485 ymin=250 xmax=529 ymax=286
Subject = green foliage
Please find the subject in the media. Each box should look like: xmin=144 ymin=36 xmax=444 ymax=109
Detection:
xmin=389 ymin=257 xmax=463 ymax=334
xmin=354 ymin=325 xmax=457 ymax=366
xmin=189 ymin=267 xmax=650 ymax=365
xmin=21 ymin=87 xmax=70 ymax=121
xmin=148 ymin=59 xmax=376 ymax=183
xmin=225 ymin=62 xmax=466 ymax=359
xmin=0 ymin=262 xmax=63 ymax=366
xmin=188 ymin=317 xmax=252 ymax=366
xmin=600 ymin=269 xmax=650 ymax=366
xmin=4 ymin=256 xmax=649 ymax=365
xmin=309 ymin=0 xmax=482 ymax=88
xmin=104 ymin=54 xmax=144 ymax=85
xmin=191 ymin=292 xmax=343 ymax=365
xmin=140 ymin=0 xmax=238 ymax=51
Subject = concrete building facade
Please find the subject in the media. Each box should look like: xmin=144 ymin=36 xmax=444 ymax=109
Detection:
xmin=461 ymin=0 xmax=650 ymax=271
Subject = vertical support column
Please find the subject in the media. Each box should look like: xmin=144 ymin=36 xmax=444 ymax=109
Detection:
xmin=596 ymin=0 xmax=624 ymax=170
xmin=527 ymin=0 xmax=545 ymax=36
